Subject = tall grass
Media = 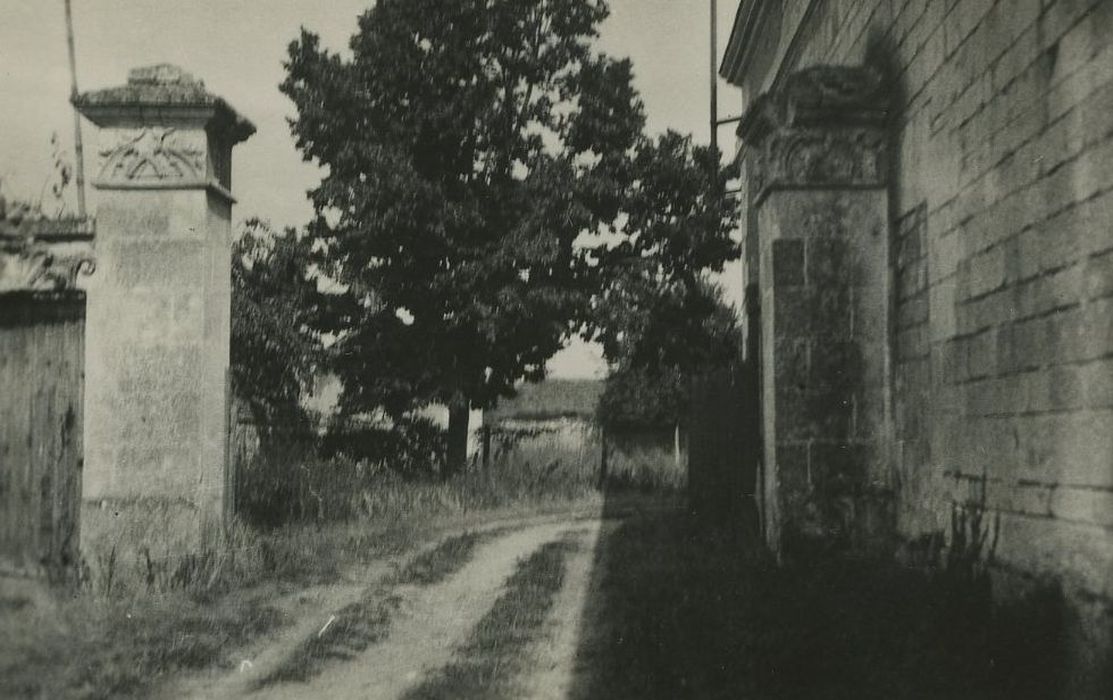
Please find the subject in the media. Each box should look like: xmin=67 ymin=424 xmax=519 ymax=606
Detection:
xmin=237 ymin=427 xmax=624 ymax=528
xmin=238 ymin=451 xmax=601 ymax=527
xmin=0 ymin=577 xmax=282 ymax=699
xmin=4 ymin=420 xmax=679 ymax=698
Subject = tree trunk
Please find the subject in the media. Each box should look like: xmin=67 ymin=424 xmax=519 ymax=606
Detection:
xmin=445 ymin=397 xmax=469 ymax=478
xmin=597 ymin=429 xmax=609 ymax=491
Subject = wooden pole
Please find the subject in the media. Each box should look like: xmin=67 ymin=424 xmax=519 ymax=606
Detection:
xmin=482 ymin=425 xmax=491 ymax=470
xmin=710 ymin=0 xmax=718 ymax=153
xmin=64 ymin=0 xmax=87 ymax=218
xmin=674 ymin=421 xmax=682 ymax=470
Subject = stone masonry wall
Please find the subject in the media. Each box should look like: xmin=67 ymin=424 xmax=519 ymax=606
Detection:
xmin=727 ymin=0 xmax=1113 ymax=690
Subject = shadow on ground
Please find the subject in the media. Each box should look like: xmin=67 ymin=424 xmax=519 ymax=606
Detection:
xmin=567 ymin=490 xmax=1068 ymax=699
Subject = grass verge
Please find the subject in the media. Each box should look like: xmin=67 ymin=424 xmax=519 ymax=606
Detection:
xmin=4 ymin=480 xmax=605 ymax=698
xmin=0 ymin=589 xmax=280 ymax=699
xmin=1 ymin=518 xmax=518 ymax=699
xmin=403 ymin=533 xmax=580 ymax=699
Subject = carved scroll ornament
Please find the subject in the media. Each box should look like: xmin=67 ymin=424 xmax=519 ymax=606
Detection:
xmin=0 ymin=239 xmax=95 ymax=292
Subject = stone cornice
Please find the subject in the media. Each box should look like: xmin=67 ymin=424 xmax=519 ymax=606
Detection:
xmin=91 ymin=178 xmax=238 ymax=204
xmin=719 ymin=0 xmax=772 ymax=85
xmin=739 ymin=65 xmax=892 ymax=204
xmin=720 ymin=0 xmax=823 ymax=91
xmin=74 ymin=102 xmax=255 ymax=144
xmin=74 ymin=64 xmax=255 ymax=144
xmin=741 ymin=65 xmax=890 ymax=139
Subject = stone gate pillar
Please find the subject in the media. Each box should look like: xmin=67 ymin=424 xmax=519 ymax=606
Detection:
xmin=739 ymin=66 xmax=893 ymax=555
xmin=74 ymin=65 xmax=254 ymax=560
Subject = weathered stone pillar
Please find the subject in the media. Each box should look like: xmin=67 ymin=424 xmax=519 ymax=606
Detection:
xmin=74 ymin=65 xmax=254 ymax=562
xmin=739 ymin=66 xmax=893 ymax=555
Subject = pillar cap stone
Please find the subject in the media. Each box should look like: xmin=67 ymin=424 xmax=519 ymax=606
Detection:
xmin=74 ymin=65 xmax=254 ymax=200
xmin=739 ymin=65 xmax=890 ymax=144
xmin=738 ymin=65 xmax=892 ymax=202
xmin=73 ymin=63 xmax=255 ymax=143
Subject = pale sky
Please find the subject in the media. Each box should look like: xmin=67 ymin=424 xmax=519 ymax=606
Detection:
xmin=0 ymin=0 xmax=743 ymax=378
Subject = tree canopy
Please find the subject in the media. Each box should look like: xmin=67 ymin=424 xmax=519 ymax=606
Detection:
xmin=592 ymin=132 xmax=741 ymax=430
xmin=282 ymin=0 xmax=739 ymax=469
xmin=589 ymin=131 xmax=739 ymax=370
xmin=595 ymin=278 xmax=741 ymax=430
xmin=231 ymin=219 xmax=319 ymax=426
xmin=283 ymin=0 xmax=650 ymax=469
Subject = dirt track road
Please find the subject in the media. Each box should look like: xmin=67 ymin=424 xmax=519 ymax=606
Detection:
xmin=154 ymin=495 xmax=1074 ymax=699
xmin=160 ymin=510 xmax=625 ymax=700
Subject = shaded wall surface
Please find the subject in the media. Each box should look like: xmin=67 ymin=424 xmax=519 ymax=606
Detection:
xmin=722 ymin=0 xmax=1113 ymax=693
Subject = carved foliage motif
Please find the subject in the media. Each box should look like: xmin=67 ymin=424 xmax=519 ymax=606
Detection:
xmin=776 ymin=128 xmax=886 ymax=185
xmin=746 ymin=126 xmax=887 ymax=198
xmin=740 ymin=65 xmax=891 ymax=199
xmin=97 ymin=127 xmax=206 ymax=183
xmin=0 ymin=239 xmax=95 ymax=292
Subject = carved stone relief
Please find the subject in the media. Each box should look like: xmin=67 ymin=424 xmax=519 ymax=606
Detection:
xmin=0 ymin=239 xmax=95 ymax=292
xmin=771 ymin=127 xmax=887 ymax=186
xmin=740 ymin=65 xmax=891 ymax=199
xmin=97 ymin=127 xmax=206 ymax=183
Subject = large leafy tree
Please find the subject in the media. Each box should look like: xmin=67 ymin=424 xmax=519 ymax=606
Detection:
xmin=231 ymin=219 xmax=320 ymax=426
xmin=282 ymin=0 xmax=645 ymax=472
